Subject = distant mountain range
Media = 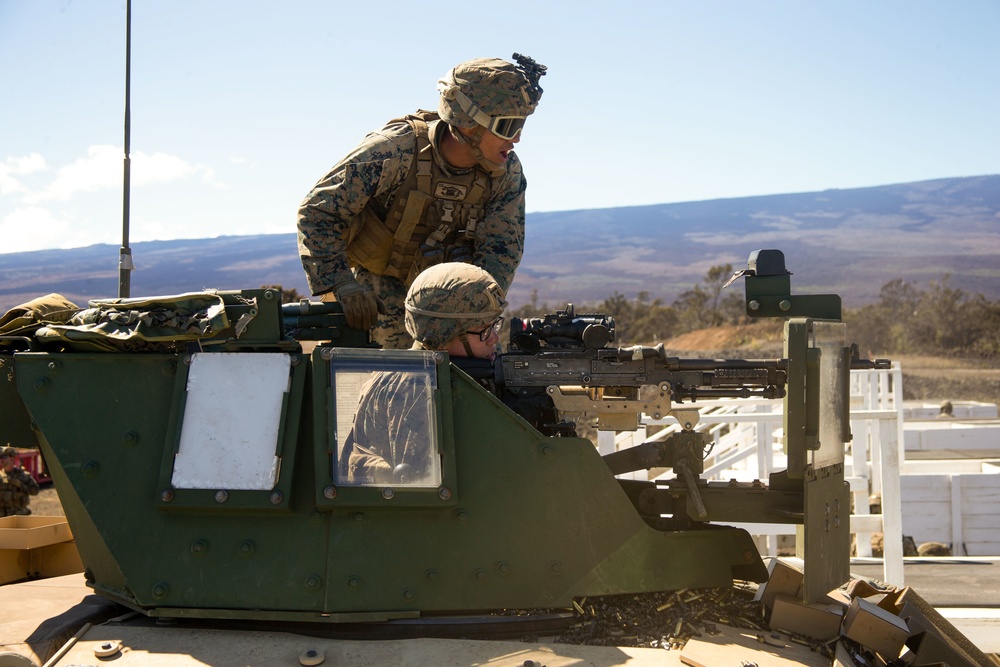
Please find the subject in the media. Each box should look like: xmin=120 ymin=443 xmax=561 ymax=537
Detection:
xmin=2 ymin=175 xmax=998 ymax=315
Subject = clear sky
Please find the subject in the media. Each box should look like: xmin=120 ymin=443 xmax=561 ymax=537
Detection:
xmin=2 ymin=0 xmax=998 ymax=255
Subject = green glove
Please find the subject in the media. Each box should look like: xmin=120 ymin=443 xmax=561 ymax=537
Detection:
xmin=329 ymin=280 xmax=384 ymax=330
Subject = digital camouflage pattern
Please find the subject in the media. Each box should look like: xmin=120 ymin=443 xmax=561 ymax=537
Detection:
xmin=1 ymin=449 xmax=40 ymax=517
xmin=297 ymin=117 xmax=525 ymax=349
xmin=338 ymin=371 xmax=436 ymax=485
xmin=32 ymin=293 xmax=233 ymax=353
xmin=404 ymin=262 xmax=507 ymax=350
xmin=297 ymin=54 xmax=544 ymax=349
xmin=436 ymin=57 xmax=543 ymax=131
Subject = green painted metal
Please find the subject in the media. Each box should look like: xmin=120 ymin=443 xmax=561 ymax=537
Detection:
xmin=0 ymin=355 xmax=39 ymax=449
xmin=0 ymin=247 xmax=866 ymax=618
xmin=9 ymin=290 xmax=766 ymax=621
xmin=743 ymin=249 xmax=842 ymax=321
xmin=780 ymin=316 xmax=852 ymax=603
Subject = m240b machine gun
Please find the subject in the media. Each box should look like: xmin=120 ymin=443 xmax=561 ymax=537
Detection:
xmin=465 ymin=303 xmax=790 ymax=436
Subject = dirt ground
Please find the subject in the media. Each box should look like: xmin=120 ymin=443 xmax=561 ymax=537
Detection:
xmin=892 ymin=354 xmax=1000 ymax=409
xmin=30 ymin=485 xmax=65 ymax=516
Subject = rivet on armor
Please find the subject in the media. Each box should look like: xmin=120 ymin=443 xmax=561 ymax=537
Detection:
xmin=323 ymin=485 xmax=337 ymax=499
xmin=190 ymin=539 xmax=209 ymax=556
xmin=214 ymin=490 xmax=229 ymax=503
xmin=437 ymin=486 xmax=452 ymax=500
xmin=381 ymin=487 xmax=395 ymax=500
xmin=320 ymin=348 xmax=334 ymax=361
xmin=347 ymin=576 xmax=361 ymax=588
xmin=748 ymin=300 xmax=760 ymax=311
xmin=121 ymin=430 xmax=138 ymax=446
xmin=152 ymin=583 xmax=169 ymax=599
xmin=779 ymin=299 xmax=792 ymax=311
xmin=305 ymin=574 xmax=322 ymax=590
xmin=238 ymin=540 xmax=255 ymax=556
xmin=269 ymin=491 xmax=283 ymax=505
xmin=403 ymin=588 xmax=414 ymax=600
xmin=160 ymin=489 xmax=174 ymax=502
xmin=425 ymin=569 xmax=439 ymax=582
xmin=82 ymin=460 xmax=99 ymax=477
xmin=550 ymin=561 xmax=563 ymax=574
xmin=497 ymin=561 xmax=511 ymax=575
xmin=474 ymin=568 xmax=487 ymax=581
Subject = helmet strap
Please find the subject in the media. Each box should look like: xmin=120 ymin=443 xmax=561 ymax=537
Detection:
xmin=450 ymin=126 xmax=505 ymax=177
xmin=457 ymin=333 xmax=476 ymax=357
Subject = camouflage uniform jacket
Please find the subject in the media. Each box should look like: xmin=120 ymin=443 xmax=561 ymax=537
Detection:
xmin=338 ymin=371 xmax=437 ymax=485
xmin=0 ymin=466 xmax=40 ymax=517
xmin=297 ymin=113 xmax=526 ymax=296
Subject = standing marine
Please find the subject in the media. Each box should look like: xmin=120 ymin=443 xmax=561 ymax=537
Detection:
xmin=1 ymin=446 xmax=40 ymax=517
xmin=297 ymin=53 xmax=546 ymax=348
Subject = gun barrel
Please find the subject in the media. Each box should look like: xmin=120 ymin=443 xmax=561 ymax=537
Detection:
xmin=668 ymin=358 xmax=788 ymax=372
xmin=851 ymin=358 xmax=892 ymax=370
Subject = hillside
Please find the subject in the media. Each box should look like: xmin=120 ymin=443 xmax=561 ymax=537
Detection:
xmin=1 ymin=175 xmax=999 ymax=314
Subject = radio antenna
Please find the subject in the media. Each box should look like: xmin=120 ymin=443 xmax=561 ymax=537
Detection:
xmin=118 ymin=0 xmax=133 ymax=298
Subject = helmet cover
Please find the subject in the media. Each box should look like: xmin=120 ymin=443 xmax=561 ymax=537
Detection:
xmin=437 ymin=54 xmax=546 ymax=130
xmin=405 ymin=263 xmax=507 ymax=348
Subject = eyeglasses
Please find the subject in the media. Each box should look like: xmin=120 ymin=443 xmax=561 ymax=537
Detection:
xmin=488 ymin=116 xmax=526 ymax=141
xmin=468 ymin=317 xmax=504 ymax=342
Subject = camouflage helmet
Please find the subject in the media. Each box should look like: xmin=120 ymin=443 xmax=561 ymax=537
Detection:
xmin=405 ymin=263 xmax=507 ymax=349
xmin=437 ymin=54 xmax=546 ymax=132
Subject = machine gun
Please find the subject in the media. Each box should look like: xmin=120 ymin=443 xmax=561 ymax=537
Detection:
xmin=456 ymin=303 xmax=791 ymax=437
xmin=455 ymin=265 xmax=889 ymax=581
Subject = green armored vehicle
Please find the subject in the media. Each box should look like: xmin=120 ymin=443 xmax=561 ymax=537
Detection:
xmin=0 ymin=249 xmax=862 ymax=631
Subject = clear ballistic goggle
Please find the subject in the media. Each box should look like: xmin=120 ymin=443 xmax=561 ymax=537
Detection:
xmin=488 ymin=116 xmax=526 ymax=141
